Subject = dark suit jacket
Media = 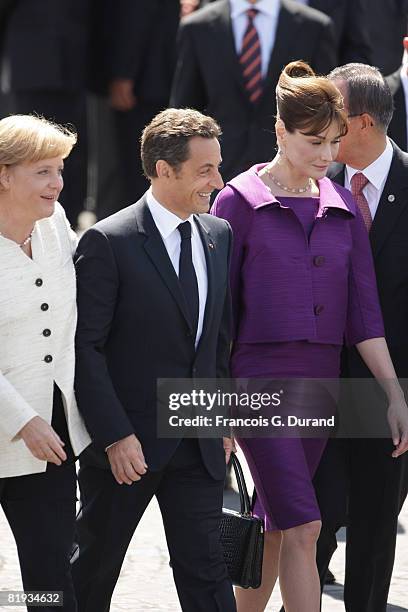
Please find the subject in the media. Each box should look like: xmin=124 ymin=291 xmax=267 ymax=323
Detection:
xmin=386 ymin=69 xmax=407 ymax=152
xmin=74 ymin=197 xmax=232 ymax=480
xmin=1 ymin=0 xmax=91 ymax=92
xmin=329 ymin=141 xmax=408 ymax=377
xmin=309 ymin=0 xmax=372 ymax=64
xmin=99 ymin=0 xmax=179 ymax=103
xmin=366 ymin=0 xmax=408 ymax=74
xmin=170 ymin=0 xmax=337 ymax=183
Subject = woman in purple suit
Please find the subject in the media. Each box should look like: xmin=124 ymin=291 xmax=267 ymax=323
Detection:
xmin=212 ymin=61 xmax=408 ymax=612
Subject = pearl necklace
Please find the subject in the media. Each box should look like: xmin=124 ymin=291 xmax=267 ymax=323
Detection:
xmin=265 ymin=166 xmax=312 ymax=194
xmin=0 ymin=228 xmax=33 ymax=248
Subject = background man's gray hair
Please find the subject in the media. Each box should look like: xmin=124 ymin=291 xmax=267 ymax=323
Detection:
xmin=328 ymin=63 xmax=394 ymax=133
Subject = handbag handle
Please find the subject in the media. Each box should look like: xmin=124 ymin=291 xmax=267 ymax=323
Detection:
xmin=229 ymin=453 xmax=252 ymax=516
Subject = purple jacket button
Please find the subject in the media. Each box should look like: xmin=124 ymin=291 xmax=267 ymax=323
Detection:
xmin=313 ymin=255 xmax=325 ymax=267
xmin=314 ymin=305 xmax=324 ymax=315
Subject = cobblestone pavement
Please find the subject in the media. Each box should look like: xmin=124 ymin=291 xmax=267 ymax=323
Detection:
xmin=1 ymin=450 xmax=407 ymax=611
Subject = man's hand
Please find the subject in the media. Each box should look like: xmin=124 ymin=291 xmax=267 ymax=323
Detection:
xmin=109 ymin=79 xmax=137 ymax=112
xmin=387 ymin=396 xmax=408 ymax=457
xmin=107 ymin=433 xmax=148 ymax=485
xmin=19 ymin=416 xmax=67 ymax=465
xmin=180 ymin=0 xmax=200 ymax=17
xmin=223 ymin=437 xmax=236 ymax=464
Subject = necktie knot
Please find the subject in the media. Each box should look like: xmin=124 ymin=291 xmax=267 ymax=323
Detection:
xmin=178 ymin=221 xmax=192 ymax=240
xmin=246 ymin=8 xmax=258 ymax=20
xmin=350 ymin=172 xmax=369 ymax=196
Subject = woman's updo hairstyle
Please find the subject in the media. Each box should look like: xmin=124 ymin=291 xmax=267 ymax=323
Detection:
xmin=276 ymin=60 xmax=348 ymax=137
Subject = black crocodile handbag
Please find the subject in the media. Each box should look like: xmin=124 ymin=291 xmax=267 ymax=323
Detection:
xmin=220 ymin=454 xmax=264 ymax=589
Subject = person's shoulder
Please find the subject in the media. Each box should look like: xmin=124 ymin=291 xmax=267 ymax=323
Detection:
xmin=199 ymin=212 xmax=231 ymax=234
xmin=282 ymin=0 xmax=332 ymax=26
xmin=88 ymin=199 xmax=144 ymax=238
xmin=180 ymin=0 xmax=226 ymax=28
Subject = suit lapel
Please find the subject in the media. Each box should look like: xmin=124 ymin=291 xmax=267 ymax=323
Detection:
xmin=134 ymin=199 xmax=194 ymax=333
xmin=194 ymin=215 xmax=216 ymax=350
xmin=260 ymin=1 xmax=300 ymax=108
xmin=211 ymin=0 xmax=251 ymax=106
xmin=330 ymin=147 xmax=408 ymax=259
xmin=370 ymin=145 xmax=408 ymax=258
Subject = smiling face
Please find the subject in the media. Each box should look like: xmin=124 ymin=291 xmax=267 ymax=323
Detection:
xmin=278 ymin=119 xmax=342 ymax=182
xmin=154 ymin=137 xmax=224 ymax=219
xmin=1 ymin=156 xmax=64 ymax=222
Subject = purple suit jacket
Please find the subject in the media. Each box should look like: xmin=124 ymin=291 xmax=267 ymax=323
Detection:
xmin=211 ymin=164 xmax=384 ymax=347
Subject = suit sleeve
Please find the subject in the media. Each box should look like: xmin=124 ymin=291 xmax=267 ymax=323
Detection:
xmin=74 ymin=228 xmax=135 ymax=449
xmin=0 ymin=373 xmax=37 ymax=440
xmin=311 ymin=16 xmax=338 ymax=74
xmin=106 ymin=0 xmax=161 ymax=80
xmin=170 ymin=20 xmax=208 ymax=110
xmin=338 ymin=0 xmax=372 ymax=64
xmin=345 ymin=208 xmax=385 ymax=346
xmin=211 ymin=187 xmax=254 ymax=341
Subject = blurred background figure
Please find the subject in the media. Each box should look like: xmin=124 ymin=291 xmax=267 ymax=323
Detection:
xmin=0 ymin=0 xmax=91 ymax=229
xmin=386 ymin=36 xmax=408 ymax=151
xmin=367 ymin=0 xmax=408 ymax=75
xmin=201 ymin=0 xmax=372 ymax=65
xmin=171 ymin=0 xmax=337 ymax=184
xmin=102 ymin=0 xmax=180 ymax=209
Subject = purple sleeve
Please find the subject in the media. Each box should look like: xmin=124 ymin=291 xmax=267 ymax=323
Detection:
xmin=345 ymin=207 xmax=385 ymax=346
xmin=211 ymin=187 xmax=254 ymax=340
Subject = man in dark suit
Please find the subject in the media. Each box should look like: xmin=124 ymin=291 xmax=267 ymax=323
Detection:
xmin=367 ymin=0 xmax=408 ymax=75
xmin=386 ymin=37 xmax=408 ymax=152
xmin=170 ymin=0 xmax=337 ymax=184
xmin=0 ymin=0 xmax=91 ymax=227
xmin=71 ymin=108 xmax=236 ymax=612
xmin=314 ymin=63 xmax=408 ymax=611
xmin=201 ymin=0 xmax=372 ymax=65
xmin=104 ymin=0 xmax=180 ymax=206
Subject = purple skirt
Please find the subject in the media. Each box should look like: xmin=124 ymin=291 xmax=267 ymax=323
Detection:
xmin=231 ymin=340 xmax=341 ymax=531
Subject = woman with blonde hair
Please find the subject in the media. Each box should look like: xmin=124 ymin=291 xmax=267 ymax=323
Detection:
xmin=0 ymin=115 xmax=90 ymax=611
xmin=212 ymin=61 xmax=408 ymax=611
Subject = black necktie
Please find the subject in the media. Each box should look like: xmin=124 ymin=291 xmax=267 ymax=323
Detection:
xmin=177 ymin=221 xmax=199 ymax=337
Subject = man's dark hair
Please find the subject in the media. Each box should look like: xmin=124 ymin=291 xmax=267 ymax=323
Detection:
xmin=141 ymin=108 xmax=221 ymax=178
xmin=328 ymin=63 xmax=394 ymax=133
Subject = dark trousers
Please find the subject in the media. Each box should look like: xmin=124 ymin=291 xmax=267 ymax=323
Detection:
xmin=10 ymin=91 xmax=88 ymax=227
xmin=314 ymin=438 xmax=408 ymax=612
xmin=0 ymin=388 xmax=77 ymax=611
xmin=71 ymin=439 xmax=236 ymax=612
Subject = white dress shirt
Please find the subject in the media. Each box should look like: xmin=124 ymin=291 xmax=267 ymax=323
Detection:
xmin=400 ymin=65 xmax=408 ymax=148
xmin=345 ymin=138 xmax=394 ymax=219
xmin=229 ymin=0 xmax=280 ymax=77
xmin=146 ymin=189 xmax=207 ymax=347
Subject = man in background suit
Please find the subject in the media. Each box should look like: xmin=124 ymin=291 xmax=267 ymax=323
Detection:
xmin=171 ymin=0 xmax=337 ymax=183
xmin=314 ymin=63 xmax=408 ymax=612
xmin=386 ymin=37 xmax=408 ymax=152
xmin=71 ymin=108 xmax=236 ymax=612
xmin=366 ymin=0 xmax=408 ymax=75
xmin=104 ymin=0 xmax=180 ymax=206
xmin=0 ymin=0 xmax=91 ymax=227
xmin=294 ymin=0 xmax=372 ymax=64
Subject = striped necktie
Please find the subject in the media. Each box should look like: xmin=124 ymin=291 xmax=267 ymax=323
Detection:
xmin=350 ymin=172 xmax=372 ymax=231
xmin=239 ymin=8 xmax=263 ymax=104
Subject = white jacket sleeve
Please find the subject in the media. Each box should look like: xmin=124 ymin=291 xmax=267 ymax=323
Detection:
xmin=0 ymin=371 xmax=38 ymax=439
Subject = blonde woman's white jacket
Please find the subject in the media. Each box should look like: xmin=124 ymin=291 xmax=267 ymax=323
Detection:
xmin=0 ymin=203 xmax=91 ymax=478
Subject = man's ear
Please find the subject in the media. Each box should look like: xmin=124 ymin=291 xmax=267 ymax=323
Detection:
xmin=155 ymin=160 xmax=172 ymax=179
xmin=360 ymin=113 xmax=375 ymax=130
